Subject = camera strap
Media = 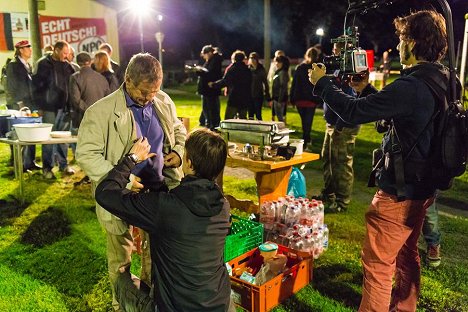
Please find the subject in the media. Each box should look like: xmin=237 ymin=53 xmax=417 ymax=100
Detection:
xmin=389 ymin=124 xmax=406 ymax=201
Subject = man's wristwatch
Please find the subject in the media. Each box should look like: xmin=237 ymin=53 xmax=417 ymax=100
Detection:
xmin=127 ymin=153 xmax=139 ymax=164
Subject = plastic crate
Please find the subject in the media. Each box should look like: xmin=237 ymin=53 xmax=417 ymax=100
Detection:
xmin=225 ymin=215 xmax=263 ymax=262
xmin=228 ymin=245 xmax=313 ymax=312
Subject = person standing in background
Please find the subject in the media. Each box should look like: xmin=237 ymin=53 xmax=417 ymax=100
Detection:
xmin=268 ymin=50 xmax=288 ymax=122
xmin=290 ymin=47 xmax=322 ymax=151
xmin=312 ymin=38 xmax=360 ymax=213
xmin=210 ymin=50 xmax=252 ymax=120
xmin=6 ymin=40 xmax=41 ymax=172
xmin=33 ymin=40 xmax=76 ymax=179
xmin=248 ymin=52 xmax=270 ymax=120
xmin=195 ymin=45 xmax=223 ymax=130
xmin=270 ymin=55 xmax=289 ymax=122
xmin=69 ymin=52 xmax=110 ymax=130
xmin=94 ymin=51 xmax=120 ymax=93
xmin=67 ymin=46 xmax=80 ymax=72
xmin=99 ymin=43 xmax=124 ymax=85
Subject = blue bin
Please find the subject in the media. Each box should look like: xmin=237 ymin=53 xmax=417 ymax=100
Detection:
xmin=7 ymin=116 xmax=43 ymax=133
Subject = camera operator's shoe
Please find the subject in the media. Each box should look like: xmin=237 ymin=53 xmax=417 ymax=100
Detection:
xmin=426 ymin=244 xmax=441 ymax=268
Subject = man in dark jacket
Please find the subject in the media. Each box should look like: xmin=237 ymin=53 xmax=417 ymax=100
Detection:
xmin=314 ymin=39 xmax=360 ymax=213
xmin=210 ymin=50 xmax=252 ymax=119
xmin=196 ymin=45 xmax=223 ymax=130
xmin=33 ymin=40 xmax=76 ymax=179
xmin=309 ymin=10 xmax=446 ymax=311
xmin=68 ymin=52 xmax=110 ymax=129
xmin=248 ymin=52 xmax=270 ymax=120
xmin=95 ymin=129 xmax=232 ymax=312
xmin=6 ymin=40 xmax=41 ymax=171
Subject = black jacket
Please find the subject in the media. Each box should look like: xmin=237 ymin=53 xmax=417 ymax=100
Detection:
xmin=95 ymin=157 xmax=231 ymax=312
xmin=290 ymin=62 xmax=322 ymax=105
xmin=197 ymin=53 xmax=223 ymax=97
xmin=212 ymin=61 xmax=252 ymax=109
xmin=33 ymin=54 xmax=75 ymax=112
xmin=6 ymin=56 xmax=36 ymax=109
xmin=314 ymin=62 xmax=445 ymax=199
xmin=322 ymin=76 xmax=357 ymax=130
xmin=271 ymin=68 xmax=289 ymax=102
xmin=250 ymin=63 xmax=270 ymax=100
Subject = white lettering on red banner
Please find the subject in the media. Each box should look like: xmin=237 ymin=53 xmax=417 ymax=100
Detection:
xmin=39 ymin=15 xmax=107 ymax=52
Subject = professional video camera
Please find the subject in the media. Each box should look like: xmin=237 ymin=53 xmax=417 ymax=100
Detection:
xmin=323 ymin=26 xmax=368 ymax=78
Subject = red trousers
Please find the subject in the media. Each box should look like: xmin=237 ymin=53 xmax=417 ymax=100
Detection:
xmin=359 ymin=190 xmax=434 ymax=312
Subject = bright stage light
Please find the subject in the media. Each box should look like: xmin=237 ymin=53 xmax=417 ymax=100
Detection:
xmin=128 ymin=0 xmax=152 ymax=16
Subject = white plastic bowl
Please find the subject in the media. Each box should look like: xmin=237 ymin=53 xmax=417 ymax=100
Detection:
xmin=13 ymin=123 xmax=53 ymax=142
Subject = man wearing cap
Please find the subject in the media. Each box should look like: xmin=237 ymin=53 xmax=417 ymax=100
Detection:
xmin=69 ymin=52 xmax=110 ymax=129
xmin=195 ymin=45 xmax=223 ymax=130
xmin=33 ymin=40 xmax=76 ymax=179
xmin=6 ymin=40 xmax=41 ymax=172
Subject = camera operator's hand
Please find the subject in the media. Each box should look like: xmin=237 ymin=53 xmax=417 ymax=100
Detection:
xmin=350 ymin=69 xmax=370 ymax=93
xmin=308 ymin=63 xmax=326 ymax=85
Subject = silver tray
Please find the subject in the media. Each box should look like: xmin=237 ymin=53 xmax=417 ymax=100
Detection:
xmin=220 ymin=119 xmax=286 ymax=133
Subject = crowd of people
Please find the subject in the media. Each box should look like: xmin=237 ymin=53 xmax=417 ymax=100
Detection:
xmin=4 ymin=40 xmax=123 ymax=179
xmin=1 ymin=8 xmax=449 ymax=312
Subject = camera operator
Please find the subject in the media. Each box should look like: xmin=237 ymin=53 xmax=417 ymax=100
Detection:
xmin=354 ymin=70 xmax=443 ymax=270
xmin=309 ymin=10 xmax=448 ymax=311
xmin=313 ymin=37 xmax=361 ymax=213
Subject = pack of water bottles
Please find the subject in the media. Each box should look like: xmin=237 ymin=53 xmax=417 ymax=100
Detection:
xmin=259 ymin=196 xmax=329 ymax=259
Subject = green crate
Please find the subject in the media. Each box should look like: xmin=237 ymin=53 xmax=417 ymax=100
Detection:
xmin=225 ymin=215 xmax=263 ymax=262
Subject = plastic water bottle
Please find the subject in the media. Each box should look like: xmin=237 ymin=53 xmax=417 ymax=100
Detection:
xmin=317 ymin=200 xmax=325 ymax=227
xmin=299 ymin=203 xmax=315 ymax=227
xmin=313 ymin=231 xmax=323 ymax=259
xmin=322 ymin=224 xmax=329 ymax=251
xmin=285 ymin=203 xmax=300 ymax=227
xmin=260 ymin=202 xmax=275 ymax=230
xmin=301 ymin=234 xmax=312 ymax=253
xmin=288 ymin=232 xmax=304 ymax=251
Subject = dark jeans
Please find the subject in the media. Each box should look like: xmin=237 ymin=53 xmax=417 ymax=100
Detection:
xmin=248 ymin=97 xmax=263 ymax=120
xmin=42 ymin=110 xmax=68 ymax=171
xmin=115 ymin=270 xmax=156 ymax=312
xmin=201 ymin=95 xmax=221 ymax=130
xmin=9 ymin=145 xmax=36 ymax=169
xmin=422 ymin=201 xmax=440 ymax=247
xmin=297 ymin=106 xmax=316 ymax=145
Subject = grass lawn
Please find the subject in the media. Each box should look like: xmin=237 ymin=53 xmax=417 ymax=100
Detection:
xmin=0 ymin=83 xmax=467 ymax=311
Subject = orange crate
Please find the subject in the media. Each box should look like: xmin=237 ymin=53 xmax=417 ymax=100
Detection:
xmin=228 ymin=245 xmax=313 ymax=312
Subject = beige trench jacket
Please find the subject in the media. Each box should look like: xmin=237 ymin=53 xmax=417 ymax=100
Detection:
xmin=76 ymin=86 xmax=186 ymax=234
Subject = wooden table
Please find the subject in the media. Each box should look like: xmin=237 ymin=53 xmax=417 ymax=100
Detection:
xmin=225 ymin=151 xmax=320 ymax=209
xmin=0 ymin=137 xmax=78 ymax=204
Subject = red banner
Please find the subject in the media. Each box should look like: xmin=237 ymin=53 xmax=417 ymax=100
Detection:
xmin=39 ymin=15 xmax=107 ymax=52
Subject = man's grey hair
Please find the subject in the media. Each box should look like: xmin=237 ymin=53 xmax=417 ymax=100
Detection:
xmin=125 ymin=53 xmax=162 ymax=86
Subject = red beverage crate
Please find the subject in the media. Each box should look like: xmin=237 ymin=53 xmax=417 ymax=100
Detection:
xmin=228 ymin=244 xmax=313 ymax=312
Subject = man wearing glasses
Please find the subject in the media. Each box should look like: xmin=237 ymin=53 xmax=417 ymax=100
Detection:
xmin=76 ymin=53 xmax=186 ymax=312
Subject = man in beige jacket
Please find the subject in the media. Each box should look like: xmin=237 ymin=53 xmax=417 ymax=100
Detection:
xmin=76 ymin=53 xmax=186 ymax=311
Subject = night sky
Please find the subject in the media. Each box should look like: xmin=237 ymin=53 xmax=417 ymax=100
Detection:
xmin=102 ymin=0 xmax=468 ymax=67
